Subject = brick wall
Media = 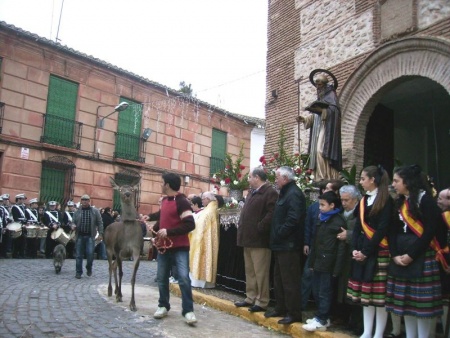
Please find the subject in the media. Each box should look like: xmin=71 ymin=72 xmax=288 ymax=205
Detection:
xmin=0 ymin=27 xmax=254 ymax=214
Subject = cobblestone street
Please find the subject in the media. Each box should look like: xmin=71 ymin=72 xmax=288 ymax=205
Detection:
xmin=0 ymin=258 xmax=286 ymax=338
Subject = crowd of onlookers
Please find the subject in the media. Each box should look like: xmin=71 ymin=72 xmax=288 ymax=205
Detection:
xmin=232 ymin=165 xmax=450 ymax=338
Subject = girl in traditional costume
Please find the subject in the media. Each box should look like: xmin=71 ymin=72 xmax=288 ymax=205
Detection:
xmin=347 ymin=165 xmax=392 ymax=338
xmin=387 ymin=165 xmax=443 ymax=338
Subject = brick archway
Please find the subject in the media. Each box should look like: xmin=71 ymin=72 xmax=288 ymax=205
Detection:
xmin=339 ymin=36 xmax=450 ymax=171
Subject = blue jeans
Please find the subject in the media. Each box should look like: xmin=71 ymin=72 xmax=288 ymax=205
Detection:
xmin=157 ymin=249 xmax=193 ymax=315
xmin=76 ymin=235 xmax=94 ymax=275
xmin=312 ymin=270 xmax=333 ymax=323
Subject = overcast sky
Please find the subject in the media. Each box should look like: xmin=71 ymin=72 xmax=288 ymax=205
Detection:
xmin=0 ymin=0 xmax=268 ymax=118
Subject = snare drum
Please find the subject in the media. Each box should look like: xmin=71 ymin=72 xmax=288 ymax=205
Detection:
xmin=51 ymin=228 xmax=70 ymax=246
xmin=25 ymin=225 xmax=39 ymax=238
xmin=37 ymin=226 xmax=49 ymax=238
xmin=6 ymin=222 xmax=22 ymax=238
xmin=69 ymin=230 xmax=76 ymax=242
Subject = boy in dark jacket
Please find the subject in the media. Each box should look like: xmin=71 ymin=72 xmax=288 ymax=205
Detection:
xmin=303 ymin=191 xmax=347 ymax=332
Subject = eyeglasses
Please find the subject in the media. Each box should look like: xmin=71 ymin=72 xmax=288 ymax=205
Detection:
xmin=81 ymin=199 xmax=90 ymax=201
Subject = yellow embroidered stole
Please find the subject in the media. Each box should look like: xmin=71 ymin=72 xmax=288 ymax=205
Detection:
xmin=359 ymin=197 xmax=388 ymax=249
xmin=400 ymin=200 xmax=449 ymax=270
xmin=443 ymin=211 xmax=450 ymax=230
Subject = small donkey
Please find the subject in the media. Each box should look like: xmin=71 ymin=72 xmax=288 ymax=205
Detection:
xmin=104 ymin=177 xmax=143 ymax=311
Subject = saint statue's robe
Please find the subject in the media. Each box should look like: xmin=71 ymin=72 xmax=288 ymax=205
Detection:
xmin=304 ymin=84 xmax=342 ymax=181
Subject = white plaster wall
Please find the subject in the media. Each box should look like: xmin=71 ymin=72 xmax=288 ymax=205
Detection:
xmin=250 ymin=127 xmax=265 ymax=170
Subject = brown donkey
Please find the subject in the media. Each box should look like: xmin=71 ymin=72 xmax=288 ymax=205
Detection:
xmin=104 ymin=177 xmax=143 ymax=311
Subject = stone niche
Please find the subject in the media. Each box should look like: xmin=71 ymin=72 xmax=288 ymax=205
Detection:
xmin=380 ymin=0 xmax=415 ymax=40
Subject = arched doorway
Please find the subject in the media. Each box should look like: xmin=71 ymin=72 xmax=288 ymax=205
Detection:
xmin=339 ymin=37 xmax=450 ymax=188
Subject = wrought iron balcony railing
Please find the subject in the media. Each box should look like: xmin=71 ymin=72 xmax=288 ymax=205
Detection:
xmin=41 ymin=114 xmax=83 ymax=149
xmin=114 ymin=132 xmax=145 ymax=163
xmin=210 ymin=156 xmax=225 ymax=175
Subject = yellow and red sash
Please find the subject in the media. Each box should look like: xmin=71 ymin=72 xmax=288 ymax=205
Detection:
xmin=400 ymin=201 xmax=449 ymax=270
xmin=359 ymin=197 xmax=388 ymax=249
xmin=443 ymin=211 xmax=450 ymax=230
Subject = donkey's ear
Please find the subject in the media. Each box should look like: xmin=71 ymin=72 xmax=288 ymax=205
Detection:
xmin=109 ymin=177 xmax=119 ymax=190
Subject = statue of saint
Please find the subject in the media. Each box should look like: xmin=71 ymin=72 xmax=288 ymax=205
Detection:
xmin=297 ymin=71 xmax=342 ymax=181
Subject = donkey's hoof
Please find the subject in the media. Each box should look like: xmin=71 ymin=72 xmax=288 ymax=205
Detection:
xmin=130 ymin=303 xmax=137 ymax=312
xmin=116 ymin=295 xmax=123 ymax=303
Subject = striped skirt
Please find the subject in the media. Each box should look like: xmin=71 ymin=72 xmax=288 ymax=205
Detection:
xmin=385 ymin=250 xmax=443 ymax=318
xmin=347 ymin=249 xmax=389 ymax=307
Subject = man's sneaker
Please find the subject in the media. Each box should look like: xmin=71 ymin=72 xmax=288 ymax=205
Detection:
xmin=87 ymin=270 xmax=92 ymax=277
xmin=153 ymin=307 xmax=168 ymax=319
xmin=75 ymin=273 xmax=81 ymax=279
xmin=306 ymin=318 xmax=330 ymax=327
xmin=169 ymin=276 xmax=178 ymax=284
xmin=302 ymin=317 xmax=328 ymax=331
xmin=184 ymin=312 xmax=197 ymax=325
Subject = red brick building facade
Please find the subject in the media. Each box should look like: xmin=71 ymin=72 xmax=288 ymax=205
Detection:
xmin=265 ymin=0 xmax=450 ymax=187
xmin=0 ymin=22 xmax=260 ymax=214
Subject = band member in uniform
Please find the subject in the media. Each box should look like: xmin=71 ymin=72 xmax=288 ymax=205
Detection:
xmin=25 ymin=198 xmax=40 ymax=258
xmin=37 ymin=205 xmax=46 ymax=255
xmin=44 ymin=201 xmax=63 ymax=258
xmin=63 ymin=201 xmax=76 ymax=258
xmin=0 ymin=194 xmax=12 ymax=258
xmin=11 ymin=194 xmax=29 ymax=258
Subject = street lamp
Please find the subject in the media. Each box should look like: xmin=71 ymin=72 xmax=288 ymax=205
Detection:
xmin=97 ymin=102 xmax=129 ymax=128
xmin=93 ymin=102 xmax=130 ymax=158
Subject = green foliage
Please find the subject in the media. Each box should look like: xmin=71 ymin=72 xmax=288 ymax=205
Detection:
xmin=340 ymin=164 xmax=357 ymax=185
xmin=178 ymin=81 xmax=194 ymax=96
xmin=211 ymin=144 xmax=249 ymax=190
xmin=259 ymin=126 xmax=314 ymax=191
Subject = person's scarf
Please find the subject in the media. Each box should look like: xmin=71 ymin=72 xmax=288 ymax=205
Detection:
xmin=319 ymin=208 xmax=341 ymax=222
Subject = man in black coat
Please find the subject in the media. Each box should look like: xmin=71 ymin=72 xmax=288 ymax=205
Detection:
xmin=264 ymin=166 xmax=306 ymax=324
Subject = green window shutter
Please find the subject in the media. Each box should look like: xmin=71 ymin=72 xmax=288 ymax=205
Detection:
xmin=210 ymin=129 xmax=227 ymax=175
xmin=115 ymin=97 xmax=142 ymax=161
xmin=40 ymin=166 xmax=66 ymax=204
xmin=43 ymin=76 xmax=78 ymax=148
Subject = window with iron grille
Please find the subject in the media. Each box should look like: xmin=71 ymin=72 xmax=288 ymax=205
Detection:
xmin=210 ymin=129 xmax=227 ymax=175
xmin=115 ymin=97 xmax=143 ymax=161
xmin=40 ymin=156 xmax=76 ymax=205
xmin=112 ymin=169 xmax=141 ymax=212
xmin=41 ymin=75 xmax=81 ymax=148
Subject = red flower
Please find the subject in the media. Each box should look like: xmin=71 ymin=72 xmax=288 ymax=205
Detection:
xmin=224 ymin=177 xmax=231 ymax=184
xmin=261 ymin=160 xmax=266 ymax=165
xmin=295 ymin=168 xmax=302 ymax=174
xmin=306 ymin=169 xmax=313 ymax=175
xmin=225 ymin=165 xmax=230 ymax=170
xmin=270 ymin=158 xmax=275 ymax=163
xmin=294 ymin=152 xmax=299 ymax=157
xmin=259 ymin=155 xmax=265 ymax=163
xmin=274 ymin=153 xmax=279 ymax=159
xmin=239 ymin=165 xmax=245 ymax=170
xmin=237 ymin=173 xmax=242 ymax=178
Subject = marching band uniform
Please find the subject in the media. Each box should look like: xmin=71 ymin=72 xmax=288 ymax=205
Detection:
xmin=11 ymin=193 xmax=29 ymax=258
xmin=43 ymin=201 xmax=62 ymax=258
xmin=0 ymin=194 xmax=13 ymax=257
xmin=63 ymin=201 xmax=76 ymax=258
xmin=25 ymin=198 xmax=40 ymax=258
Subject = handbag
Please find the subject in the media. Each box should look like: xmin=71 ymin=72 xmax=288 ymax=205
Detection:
xmin=388 ymin=233 xmax=425 ymax=279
